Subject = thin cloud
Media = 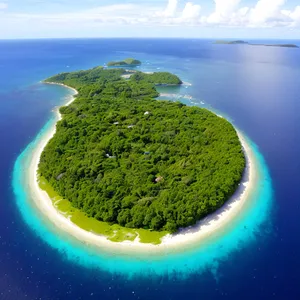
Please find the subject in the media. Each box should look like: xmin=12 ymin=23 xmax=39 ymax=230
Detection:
xmin=0 ymin=2 xmax=8 ymax=10
xmin=2 ymin=0 xmax=300 ymax=29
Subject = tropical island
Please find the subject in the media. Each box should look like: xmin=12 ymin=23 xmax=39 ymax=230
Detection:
xmin=107 ymin=58 xmax=142 ymax=67
xmin=37 ymin=61 xmax=247 ymax=245
xmin=214 ymin=40 xmax=299 ymax=48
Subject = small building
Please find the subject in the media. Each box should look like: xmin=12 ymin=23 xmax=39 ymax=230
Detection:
xmin=155 ymin=176 xmax=163 ymax=183
xmin=56 ymin=173 xmax=65 ymax=181
xmin=144 ymin=111 xmax=150 ymax=115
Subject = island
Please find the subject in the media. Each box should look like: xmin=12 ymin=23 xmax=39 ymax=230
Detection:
xmin=262 ymin=44 xmax=298 ymax=48
xmin=40 ymin=64 xmax=246 ymax=244
xmin=215 ymin=40 xmax=249 ymax=45
xmin=214 ymin=40 xmax=299 ymax=48
xmin=107 ymin=58 xmax=142 ymax=67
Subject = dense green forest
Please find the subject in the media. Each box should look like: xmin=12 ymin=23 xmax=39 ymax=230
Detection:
xmin=41 ymin=66 xmax=245 ymax=233
xmin=131 ymin=71 xmax=183 ymax=85
xmin=107 ymin=58 xmax=142 ymax=67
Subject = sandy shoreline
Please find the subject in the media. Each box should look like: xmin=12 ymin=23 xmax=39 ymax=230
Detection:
xmin=27 ymin=82 xmax=258 ymax=254
xmin=44 ymin=82 xmax=79 ymax=96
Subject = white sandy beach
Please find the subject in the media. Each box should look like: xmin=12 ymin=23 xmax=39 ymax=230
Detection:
xmin=27 ymin=83 xmax=258 ymax=254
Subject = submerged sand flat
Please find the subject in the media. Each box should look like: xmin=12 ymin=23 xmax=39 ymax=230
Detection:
xmin=27 ymin=83 xmax=257 ymax=255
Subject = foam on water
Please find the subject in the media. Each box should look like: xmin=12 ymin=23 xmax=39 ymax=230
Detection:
xmin=12 ymin=101 xmax=273 ymax=279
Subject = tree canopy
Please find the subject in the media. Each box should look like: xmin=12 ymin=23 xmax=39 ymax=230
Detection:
xmin=41 ymin=66 xmax=245 ymax=233
xmin=130 ymin=71 xmax=182 ymax=85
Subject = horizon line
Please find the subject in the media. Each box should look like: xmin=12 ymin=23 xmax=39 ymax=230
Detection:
xmin=1 ymin=37 xmax=300 ymax=41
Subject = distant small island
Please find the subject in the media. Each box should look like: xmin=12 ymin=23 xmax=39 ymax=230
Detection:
xmin=215 ymin=40 xmax=249 ymax=45
xmin=107 ymin=58 xmax=142 ymax=67
xmin=261 ymin=44 xmax=298 ymax=48
xmin=214 ymin=40 xmax=299 ymax=48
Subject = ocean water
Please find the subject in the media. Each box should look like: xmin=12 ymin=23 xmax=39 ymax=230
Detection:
xmin=0 ymin=38 xmax=299 ymax=299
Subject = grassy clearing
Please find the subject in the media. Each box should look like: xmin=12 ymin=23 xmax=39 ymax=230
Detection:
xmin=38 ymin=176 xmax=168 ymax=244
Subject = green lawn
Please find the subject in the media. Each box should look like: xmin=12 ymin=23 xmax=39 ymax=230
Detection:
xmin=38 ymin=176 xmax=168 ymax=244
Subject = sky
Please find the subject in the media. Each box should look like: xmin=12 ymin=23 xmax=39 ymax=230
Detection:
xmin=0 ymin=0 xmax=300 ymax=39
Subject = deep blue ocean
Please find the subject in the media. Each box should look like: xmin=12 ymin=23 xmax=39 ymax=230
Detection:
xmin=0 ymin=38 xmax=299 ymax=299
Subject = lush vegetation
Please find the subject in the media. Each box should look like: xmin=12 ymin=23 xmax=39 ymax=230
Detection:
xmin=39 ymin=176 xmax=167 ymax=244
xmin=131 ymin=71 xmax=182 ymax=85
xmin=41 ymin=66 xmax=245 ymax=233
xmin=107 ymin=58 xmax=142 ymax=67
